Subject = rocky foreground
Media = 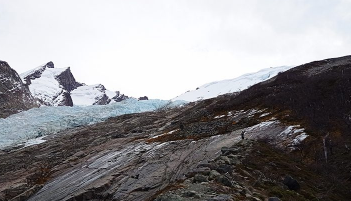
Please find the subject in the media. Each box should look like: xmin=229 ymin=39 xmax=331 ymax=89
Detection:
xmin=0 ymin=97 xmax=349 ymax=201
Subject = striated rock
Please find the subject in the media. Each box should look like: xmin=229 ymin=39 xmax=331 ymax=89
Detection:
xmin=0 ymin=60 xmax=38 ymax=118
xmin=155 ymin=194 xmax=182 ymax=201
xmin=268 ymin=197 xmax=282 ymax=201
xmin=210 ymin=194 xmax=233 ymax=201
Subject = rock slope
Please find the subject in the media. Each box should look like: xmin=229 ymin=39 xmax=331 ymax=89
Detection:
xmin=0 ymin=60 xmax=38 ymax=118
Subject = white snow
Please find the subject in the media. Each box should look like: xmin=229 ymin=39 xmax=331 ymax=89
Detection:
xmin=292 ymin=133 xmax=309 ymax=146
xmin=278 ymin=125 xmax=309 ymax=147
xmin=0 ymin=99 xmax=185 ymax=149
xmin=214 ymin=115 xmax=226 ymax=119
xmin=247 ymin=120 xmax=277 ymax=131
xmin=173 ymin=66 xmax=293 ymax=102
xmin=71 ymin=84 xmax=106 ymax=106
xmin=20 ymin=65 xmax=46 ymax=79
xmin=105 ymin=90 xmax=117 ymax=100
xmin=21 ymin=67 xmax=67 ymax=106
xmin=259 ymin=113 xmax=270 ymax=118
xmin=24 ymin=136 xmax=46 ymax=148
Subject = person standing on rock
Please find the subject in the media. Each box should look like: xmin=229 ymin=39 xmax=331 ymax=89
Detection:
xmin=241 ymin=130 xmax=245 ymax=140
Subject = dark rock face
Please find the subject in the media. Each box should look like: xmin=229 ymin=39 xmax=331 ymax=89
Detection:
xmin=94 ymin=94 xmax=110 ymax=105
xmin=138 ymin=96 xmax=148 ymax=101
xmin=55 ymin=67 xmax=82 ymax=92
xmin=57 ymin=91 xmax=73 ymax=106
xmin=0 ymin=60 xmax=38 ymax=118
xmin=112 ymin=91 xmax=129 ymax=102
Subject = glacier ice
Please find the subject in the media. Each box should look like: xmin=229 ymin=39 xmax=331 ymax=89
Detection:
xmin=0 ymin=99 xmax=185 ymax=149
xmin=173 ymin=66 xmax=293 ymax=102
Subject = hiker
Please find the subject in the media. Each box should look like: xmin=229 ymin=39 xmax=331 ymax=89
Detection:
xmin=241 ymin=130 xmax=245 ymax=140
xmin=179 ymin=123 xmax=184 ymax=130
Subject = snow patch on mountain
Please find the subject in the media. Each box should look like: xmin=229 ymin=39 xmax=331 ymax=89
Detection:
xmin=25 ymin=67 xmax=67 ymax=105
xmin=173 ymin=66 xmax=293 ymax=102
xmin=71 ymin=84 xmax=108 ymax=106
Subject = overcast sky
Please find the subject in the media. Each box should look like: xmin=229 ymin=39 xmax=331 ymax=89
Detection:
xmin=1 ymin=0 xmax=350 ymax=99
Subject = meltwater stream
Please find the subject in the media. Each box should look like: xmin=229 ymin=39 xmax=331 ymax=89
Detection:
xmin=0 ymin=99 xmax=185 ymax=149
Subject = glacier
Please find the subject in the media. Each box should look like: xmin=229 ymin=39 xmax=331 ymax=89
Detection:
xmin=173 ymin=66 xmax=293 ymax=102
xmin=0 ymin=99 xmax=185 ymax=149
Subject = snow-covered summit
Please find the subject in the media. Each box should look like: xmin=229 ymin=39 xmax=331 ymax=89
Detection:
xmin=172 ymin=66 xmax=293 ymax=102
xmin=20 ymin=62 xmax=131 ymax=106
xmin=21 ymin=62 xmax=79 ymax=106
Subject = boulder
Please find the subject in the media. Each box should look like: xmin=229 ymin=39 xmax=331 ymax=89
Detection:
xmin=215 ymin=175 xmax=233 ymax=187
xmin=193 ymin=174 xmax=208 ymax=183
xmin=209 ymin=170 xmax=221 ymax=180
xmin=221 ymin=147 xmax=239 ymax=155
xmin=216 ymin=164 xmax=233 ymax=174
xmin=138 ymin=96 xmax=148 ymax=101
xmin=283 ymin=175 xmax=300 ymax=191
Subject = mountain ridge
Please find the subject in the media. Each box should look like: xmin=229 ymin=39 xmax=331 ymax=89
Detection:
xmin=20 ymin=62 xmax=131 ymax=106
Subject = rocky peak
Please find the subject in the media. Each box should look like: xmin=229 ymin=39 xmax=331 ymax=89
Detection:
xmin=0 ymin=60 xmax=38 ymax=118
xmin=138 ymin=96 xmax=148 ymax=100
xmin=22 ymin=61 xmax=54 ymax=85
xmin=45 ymin=61 xmax=54 ymax=68
xmin=112 ymin=91 xmax=129 ymax=102
xmin=55 ymin=67 xmax=82 ymax=92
